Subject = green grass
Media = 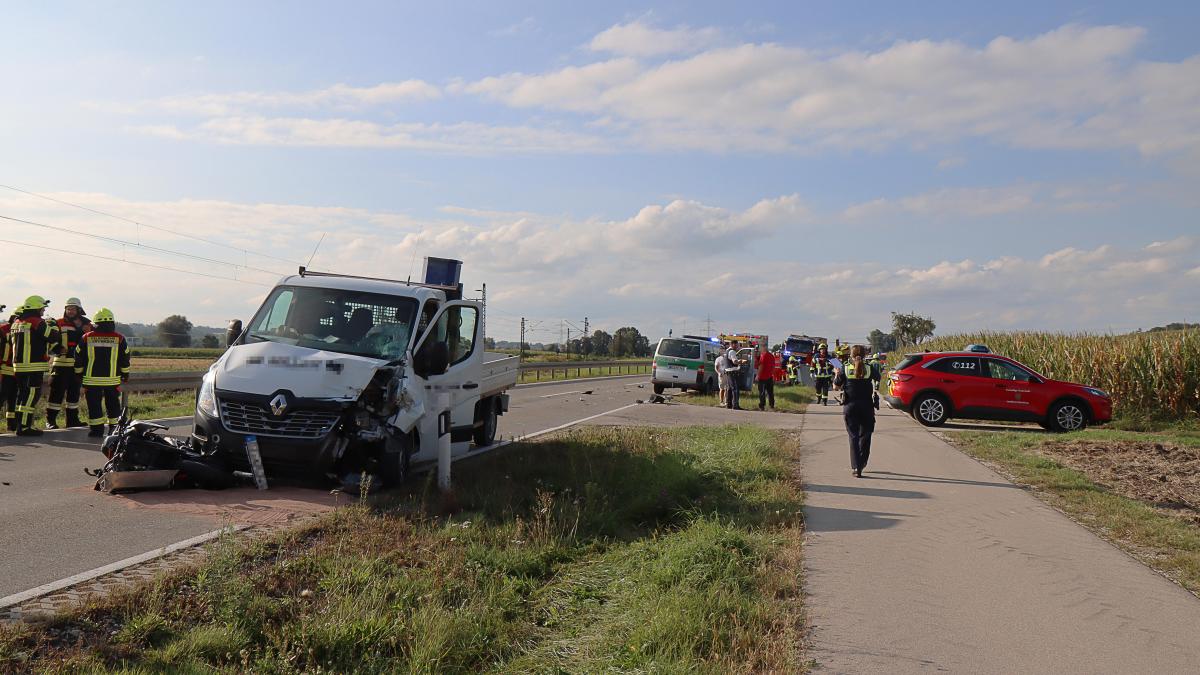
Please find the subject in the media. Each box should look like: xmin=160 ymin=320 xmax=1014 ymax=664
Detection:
xmin=8 ymin=389 xmax=195 ymax=432
xmin=0 ymin=425 xmax=807 ymax=673
xmin=676 ymin=383 xmax=815 ymax=414
xmin=129 ymin=348 xmax=225 ymax=359
xmin=946 ymin=427 xmax=1200 ymax=594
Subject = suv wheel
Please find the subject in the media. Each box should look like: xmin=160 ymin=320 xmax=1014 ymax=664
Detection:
xmin=1047 ymin=400 xmax=1087 ymax=433
xmin=913 ymin=393 xmax=949 ymax=427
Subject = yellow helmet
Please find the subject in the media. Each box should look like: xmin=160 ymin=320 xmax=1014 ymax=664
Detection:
xmin=94 ymin=307 xmax=116 ymax=323
xmin=21 ymin=295 xmax=50 ymax=312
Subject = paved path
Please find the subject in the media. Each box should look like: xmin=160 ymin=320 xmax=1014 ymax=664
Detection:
xmin=802 ymin=403 xmax=1200 ymax=674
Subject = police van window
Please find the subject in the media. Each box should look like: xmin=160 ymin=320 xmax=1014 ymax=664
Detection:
xmin=658 ymin=339 xmax=702 ymax=359
xmin=984 ymin=359 xmax=1031 ymax=382
xmin=926 ymin=357 xmax=982 ymax=374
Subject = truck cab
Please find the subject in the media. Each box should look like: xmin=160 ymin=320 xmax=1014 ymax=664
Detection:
xmin=191 ymin=260 xmax=518 ymax=486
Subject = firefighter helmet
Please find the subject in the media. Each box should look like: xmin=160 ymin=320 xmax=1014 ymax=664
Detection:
xmin=65 ymin=297 xmax=85 ymax=313
xmin=21 ymin=295 xmax=50 ymax=312
xmin=94 ymin=308 xmax=116 ymax=323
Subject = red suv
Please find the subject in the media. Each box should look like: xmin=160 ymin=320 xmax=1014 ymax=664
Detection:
xmin=884 ymin=352 xmax=1112 ymax=432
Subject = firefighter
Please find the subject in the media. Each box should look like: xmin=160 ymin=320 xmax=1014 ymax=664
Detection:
xmin=786 ymin=354 xmax=799 ymax=385
xmin=1 ymin=304 xmax=17 ymax=432
xmin=10 ymin=296 xmax=61 ymax=436
xmin=46 ymin=297 xmax=92 ymax=429
xmin=810 ymin=343 xmax=835 ymax=405
xmin=75 ymin=308 xmax=131 ymax=437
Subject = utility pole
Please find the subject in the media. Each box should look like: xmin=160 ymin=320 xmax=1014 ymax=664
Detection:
xmin=583 ymin=316 xmax=589 ymax=336
xmin=705 ymin=314 xmax=714 ymax=337
xmin=520 ymin=317 xmax=526 ymax=359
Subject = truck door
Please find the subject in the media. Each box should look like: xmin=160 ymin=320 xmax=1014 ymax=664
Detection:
xmin=412 ymin=301 xmax=483 ymax=432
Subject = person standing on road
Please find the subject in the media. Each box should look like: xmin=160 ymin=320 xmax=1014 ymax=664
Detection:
xmin=0 ymin=305 xmax=17 ymax=432
xmin=75 ymin=308 xmax=131 ymax=437
xmin=9 ymin=296 xmax=61 ymax=436
xmin=810 ymin=343 xmax=834 ymax=405
xmin=756 ymin=345 xmax=776 ymax=411
xmin=834 ymin=344 xmax=878 ymax=478
xmin=716 ymin=350 xmax=742 ymax=410
xmin=46 ymin=298 xmax=91 ymax=429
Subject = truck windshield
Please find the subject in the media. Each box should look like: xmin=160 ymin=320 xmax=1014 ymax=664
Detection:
xmin=786 ymin=338 xmax=814 ymax=354
xmin=244 ymin=286 xmax=420 ymax=361
xmin=658 ymin=339 xmax=702 ymax=359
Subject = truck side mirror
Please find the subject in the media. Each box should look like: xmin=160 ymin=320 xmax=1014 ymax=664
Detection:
xmin=226 ymin=320 xmax=243 ymax=348
xmin=413 ymin=340 xmax=450 ymax=378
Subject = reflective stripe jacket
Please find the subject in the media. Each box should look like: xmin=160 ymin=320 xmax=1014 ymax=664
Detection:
xmin=10 ymin=316 xmax=60 ymax=373
xmin=0 ymin=323 xmax=12 ymax=376
xmin=74 ymin=330 xmax=131 ymax=386
xmin=52 ymin=315 xmax=91 ymax=369
xmin=810 ymin=357 xmax=834 ymax=378
xmin=835 ymin=360 xmax=879 ymax=405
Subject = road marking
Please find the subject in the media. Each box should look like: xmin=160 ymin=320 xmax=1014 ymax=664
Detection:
xmin=539 ymin=389 xmax=588 ymax=398
xmin=0 ymin=525 xmax=249 ymax=611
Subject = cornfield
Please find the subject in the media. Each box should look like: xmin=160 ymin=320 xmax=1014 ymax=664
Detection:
xmin=894 ymin=330 xmax=1200 ymax=420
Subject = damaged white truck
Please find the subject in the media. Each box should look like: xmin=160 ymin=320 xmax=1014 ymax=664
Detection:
xmin=190 ymin=258 xmax=518 ymax=487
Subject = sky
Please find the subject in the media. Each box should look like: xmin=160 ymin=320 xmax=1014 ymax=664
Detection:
xmin=2 ymin=1 xmax=1198 ymax=345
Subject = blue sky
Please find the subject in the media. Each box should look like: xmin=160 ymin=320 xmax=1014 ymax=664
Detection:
xmin=2 ymin=2 xmax=1198 ymax=343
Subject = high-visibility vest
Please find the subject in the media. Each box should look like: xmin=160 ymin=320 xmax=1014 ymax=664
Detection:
xmin=52 ymin=316 xmax=91 ymax=368
xmin=810 ymin=358 xmax=833 ymax=378
xmin=0 ymin=323 xmax=13 ymax=376
xmin=74 ymin=330 xmax=131 ymax=386
xmin=10 ymin=316 xmax=59 ymax=373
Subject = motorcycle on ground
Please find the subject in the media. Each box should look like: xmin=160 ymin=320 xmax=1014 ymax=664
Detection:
xmin=86 ymin=412 xmax=237 ymax=493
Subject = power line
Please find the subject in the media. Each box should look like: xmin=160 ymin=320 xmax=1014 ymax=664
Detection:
xmin=0 ymin=236 xmax=271 ymax=287
xmin=0 ymin=213 xmax=283 ymax=276
xmin=0 ymin=183 xmax=303 ymax=266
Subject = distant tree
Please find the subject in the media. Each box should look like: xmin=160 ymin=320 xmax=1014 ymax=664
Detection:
xmin=590 ymin=330 xmax=612 ymax=356
xmin=891 ymin=312 xmax=936 ymax=345
xmin=157 ymin=315 xmax=194 ymax=348
xmin=200 ymin=334 xmax=220 ymax=349
xmin=484 ymin=337 xmax=496 ymax=349
xmin=867 ymin=329 xmax=898 ymax=353
xmin=611 ymin=327 xmax=654 ymax=357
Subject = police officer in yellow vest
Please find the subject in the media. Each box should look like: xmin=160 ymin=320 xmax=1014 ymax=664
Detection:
xmin=9 ymin=295 xmax=61 ymax=436
xmin=46 ymin=297 xmax=92 ymax=429
xmin=834 ymin=345 xmax=880 ymax=477
xmin=75 ymin=308 xmax=131 ymax=437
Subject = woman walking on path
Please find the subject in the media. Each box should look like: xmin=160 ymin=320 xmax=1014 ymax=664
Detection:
xmin=834 ymin=344 xmax=878 ymax=477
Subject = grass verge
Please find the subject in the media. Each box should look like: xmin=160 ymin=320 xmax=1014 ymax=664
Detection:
xmin=944 ymin=426 xmax=1200 ymax=595
xmin=675 ymin=384 xmax=815 ymax=414
xmin=7 ymin=389 xmax=196 ymax=433
xmin=0 ymin=425 xmax=807 ymax=673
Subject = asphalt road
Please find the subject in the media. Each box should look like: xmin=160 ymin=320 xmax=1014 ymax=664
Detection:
xmin=802 ymin=403 xmax=1200 ymax=673
xmin=0 ymin=375 xmax=651 ymax=600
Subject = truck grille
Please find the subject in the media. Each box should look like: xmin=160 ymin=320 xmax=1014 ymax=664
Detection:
xmin=219 ymin=400 xmax=340 ymax=439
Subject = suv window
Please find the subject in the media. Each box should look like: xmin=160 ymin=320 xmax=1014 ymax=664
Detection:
xmin=894 ymin=354 xmax=924 ymax=371
xmin=983 ymin=358 xmax=1032 ymax=382
xmin=926 ymin=356 xmax=982 ymax=375
xmin=658 ymin=339 xmax=702 ymax=359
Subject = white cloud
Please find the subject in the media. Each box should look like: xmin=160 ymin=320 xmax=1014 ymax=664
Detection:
xmin=588 ymin=20 xmax=722 ymax=57
xmin=108 ymin=80 xmax=441 ymax=116
xmin=841 ymin=181 xmax=1134 ymax=221
xmin=3 ymin=190 xmax=1191 ymax=340
xmin=134 ymin=116 xmax=611 ymax=154
xmin=461 ymin=24 xmax=1200 ymax=156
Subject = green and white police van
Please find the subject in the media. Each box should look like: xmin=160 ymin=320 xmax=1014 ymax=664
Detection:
xmin=651 ymin=335 xmax=721 ymax=395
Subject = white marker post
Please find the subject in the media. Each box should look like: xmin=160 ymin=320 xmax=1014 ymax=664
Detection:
xmin=436 ymin=392 xmax=452 ymax=491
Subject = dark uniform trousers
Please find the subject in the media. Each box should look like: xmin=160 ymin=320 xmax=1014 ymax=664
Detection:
xmin=1 ymin=375 xmax=16 ymax=431
xmin=844 ymin=401 xmax=875 ymax=471
xmin=85 ymin=386 xmax=122 ymax=430
xmin=14 ymin=372 xmax=45 ymax=431
xmin=47 ymin=365 xmax=82 ymax=425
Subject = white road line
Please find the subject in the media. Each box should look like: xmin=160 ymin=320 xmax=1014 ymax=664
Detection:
xmin=539 ymin=389 xmax=588 ymax=398
xmin=0 ymin=525 xmax=249 ymax=611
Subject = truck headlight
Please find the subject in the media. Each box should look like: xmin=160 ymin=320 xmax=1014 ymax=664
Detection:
xmin=197 ymin=371 xmax=219 ymax=418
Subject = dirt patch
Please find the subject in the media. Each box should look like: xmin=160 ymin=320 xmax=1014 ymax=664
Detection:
xmin=1037 ymin=440 xmax=1200 ymax=524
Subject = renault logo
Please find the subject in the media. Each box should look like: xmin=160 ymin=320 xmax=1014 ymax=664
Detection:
xmin=269 ymin=394 xmax=289 ymax=417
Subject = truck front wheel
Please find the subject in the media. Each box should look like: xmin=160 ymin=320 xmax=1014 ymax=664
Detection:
xmin=380 ymin=434 xmax=413 ymax=487
xmin=474 ymin=399 xmax=499 ymax=447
